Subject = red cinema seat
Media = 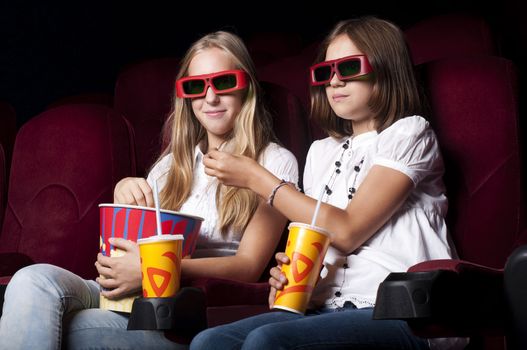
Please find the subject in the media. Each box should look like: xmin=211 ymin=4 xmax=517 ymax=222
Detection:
xmin=405 ymin=13 xmax=497 ymax=65
xmin=114 ymin=58 xmax=180 ymax=177
xmin=374 ymin=56 xmax=525 ymax=350
xmin=0 ymin=105 xmax=136 ymax=289
xmin=46 ymin=92 xmax=114 ymax=110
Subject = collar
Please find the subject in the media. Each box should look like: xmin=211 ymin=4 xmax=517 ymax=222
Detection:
xmin=194 ymin=144 xmax=205 ymax=163
xmin=350 ymin=130 xmax=377 ymax=151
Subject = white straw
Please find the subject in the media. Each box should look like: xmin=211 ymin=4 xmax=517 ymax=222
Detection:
xmin=153 ymin=180 xmax=163 ymax=236
xmin=310 ymin=186 xmax=326 ymax=226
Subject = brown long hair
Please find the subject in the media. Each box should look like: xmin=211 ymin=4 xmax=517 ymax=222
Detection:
xmin=154 ymin=31 xmax=274 ymax=236
xmin=311 ymin=16 xmax=423 ymax=138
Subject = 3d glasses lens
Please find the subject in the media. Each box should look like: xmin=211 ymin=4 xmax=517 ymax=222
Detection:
xmin=313 ymin=65 xmax=332 ymax=82
xmin=338 ymin=59 xmax=361 ymax=78
xmin=212 ymin=74 xmax=237 ymax=91
xmin=183 ymin=80 xmax=206 ymax=95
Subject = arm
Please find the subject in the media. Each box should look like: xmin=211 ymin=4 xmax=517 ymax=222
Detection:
xmin=204 ymin=151 xmax=413 ymax=254
xmin=181 ymin=198 xmax=287 ymax=282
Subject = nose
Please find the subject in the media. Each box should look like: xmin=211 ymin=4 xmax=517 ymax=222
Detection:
xmin=204 ymin=85 xmax=220 ymax=104
xmin=329 ymin=70 xmax=345 ymax=87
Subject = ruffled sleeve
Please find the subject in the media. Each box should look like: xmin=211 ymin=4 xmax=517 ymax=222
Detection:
xmin=373 ymin=115 xmax=443 ymax=186
xmin=260 ymin=143 xmax=299 ymax=187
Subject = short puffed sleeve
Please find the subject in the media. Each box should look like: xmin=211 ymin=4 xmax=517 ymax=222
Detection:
xmin=372 ymin=115 xmax=444 ymax=186
xmin=260 ymin=143 xmax=299 ymax=187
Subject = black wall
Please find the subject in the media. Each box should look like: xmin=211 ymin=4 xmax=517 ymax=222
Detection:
xmin=1 ymin=0 xmax=525 ymax=126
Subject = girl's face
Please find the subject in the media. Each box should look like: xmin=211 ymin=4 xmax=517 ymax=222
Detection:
xmin=325 ymin=34 xmax=375 ymax=134
xmin=188 ymin=47 xmax=244 ymax=150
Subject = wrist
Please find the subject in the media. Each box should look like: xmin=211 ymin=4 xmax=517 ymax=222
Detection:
xmin=246 ymin=159 xmax=266 ymax=191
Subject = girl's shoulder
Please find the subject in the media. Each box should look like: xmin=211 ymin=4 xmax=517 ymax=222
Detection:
xmin=260 ymin=142 xmax=299 ymax=183
xmin=261 ymin=142 xmax=297 ymax=162
xmin=153 ymin=153 xmax=174 ymax=170
xmin=376 ymin=115 xmax=438 ymax=153
xmin=260 ymin=142 xmax=298 ymax=172
xmin=307 ymin=135 xmax=346 ymax=156
xmin=380 ymin=115 xmax=431 ymax=139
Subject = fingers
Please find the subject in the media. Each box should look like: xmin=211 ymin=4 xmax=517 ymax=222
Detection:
xmin=202 ymin=154 xmax=217 ymax=175
xmin=95 ymin=261 xmax=114 ymax=278
xmin=275 ymin=252 xmax=290 ymax=266
xmin=113 ymin=177 xmax=153 ymax=206
xmin=268 ymin=286 xmax=277 ymax=309
xmin=205 ymin=150 xmax=222 ymax=160
xmin=129 ymin=185 xmax=148 ymax=207
xmin=137 ymin=180 xmax=154 ymax=207
xmin=269 ymin=266 xmax=287 ymax=290
xmin=96 ymin=276 xmax=119 ymax=290
xmin=97 ymin=252 xmax=113 ymax=268
xmin=109 ymin=238 xmax=138 ymax=253
xmin=100 ymin=286 xmax=127 ymax=300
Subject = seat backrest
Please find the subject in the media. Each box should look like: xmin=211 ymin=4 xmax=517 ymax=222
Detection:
xmin=247 ymin=32 xmax=303 ymax=68
xmin=405 ymin=13 xmax=497 ymax=65
xmin=261 ymin=81 xmax=310 ymax=180
xmin=0 ymin=105 xmax=135 ymax=279
xmin=423 ymin=56 xmax=523 ymax=268
xmin=114 ymin=57 xmax=179 ymax=177
xmin=46 ymin=92 xmax=114 ymax=110
xmin=258 ymin=44 xmax=316 ymax=111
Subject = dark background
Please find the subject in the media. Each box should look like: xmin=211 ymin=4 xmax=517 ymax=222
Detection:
xmin=1 ymin=0 xmax=525 ymax=126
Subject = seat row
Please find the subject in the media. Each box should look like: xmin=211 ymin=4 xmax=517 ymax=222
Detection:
xmin=0 ymin=13 xmax=525 ymax=349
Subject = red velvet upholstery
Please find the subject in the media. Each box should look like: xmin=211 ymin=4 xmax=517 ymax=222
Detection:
xmin=373 ymin=56 xmax=524 ymax=349
xmin=0 ymin=105 xmax=136 ymax=283
xmin=405 ymin=13 xmax=497 ymax=65
xmin=425 ymin=56 xmax=523 ymax=268
xmin=114 ymin=58 xmax=179 ymax=177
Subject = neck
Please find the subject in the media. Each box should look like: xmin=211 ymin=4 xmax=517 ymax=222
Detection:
xmin=351 ymin=117 xmax=376 ymax=136
xmin=205 ymin=134 xmax=227 ymax=153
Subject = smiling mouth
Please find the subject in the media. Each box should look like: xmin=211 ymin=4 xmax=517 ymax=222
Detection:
xmin=204 ymin=110 xmax=226 ymax=117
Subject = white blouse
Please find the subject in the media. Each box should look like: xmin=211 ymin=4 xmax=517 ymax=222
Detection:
xmin=146 ymin=142 xmax=299 ymax=258
xmin=304 ymin=116 xmax=457 ymax=309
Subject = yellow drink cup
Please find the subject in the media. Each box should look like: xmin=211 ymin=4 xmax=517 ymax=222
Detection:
xmin=272 ymin=222 xmax=331 ymax=314
xmin=138 ymin=234 xmax=183 ymax=298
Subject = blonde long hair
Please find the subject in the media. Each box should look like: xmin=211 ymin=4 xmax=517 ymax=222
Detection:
xmin=156 ymin=31 xmax=274 ymax=237
xmin=311 ymin=17 xmax=423 ymax=138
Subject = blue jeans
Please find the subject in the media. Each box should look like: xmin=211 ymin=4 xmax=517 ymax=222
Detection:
xmin=0 ymin=264 xmax=186 ymax=350
xmin=190 ymin=304 xmax=430 ymax=350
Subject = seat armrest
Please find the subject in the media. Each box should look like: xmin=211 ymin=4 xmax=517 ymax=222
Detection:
xmin=373 ymin=259 xmax=505 ymax=337
xmin=184 ymin=277 xmax=270 ymax=307
xmin=0 ymin=252 xmax=34 ymax=277
xmin=505 ymin=244 xmax=527 ymax=349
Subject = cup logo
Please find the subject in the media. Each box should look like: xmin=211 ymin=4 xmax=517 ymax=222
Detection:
xmin=143 ymin=251 xmax=180 ymax=297
xmin=291 ymin=252 xmax=313 ymax=282
xmin=276 ymin=241 xmax=324 ymax=300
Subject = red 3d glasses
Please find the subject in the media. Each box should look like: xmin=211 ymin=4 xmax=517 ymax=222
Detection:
xmin=310 ymin=55 xmax=373 ymax=86
xmin=176 ymin=69 xmax=249 ymax=98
